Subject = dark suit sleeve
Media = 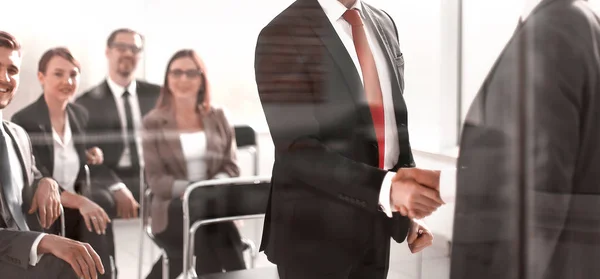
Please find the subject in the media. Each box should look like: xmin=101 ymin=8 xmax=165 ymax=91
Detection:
xmin=255 ymin=27 xmax=387 ymax=213
xmin=450 ymin=15 xmax=586 ymax=279
xmin=10 ymin=113 xmax=61 ymax=193
xmin=0 ymin=229 xmax=42 ymax=269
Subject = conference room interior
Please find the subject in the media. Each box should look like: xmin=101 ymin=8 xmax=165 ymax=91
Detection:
xmin=4 ymin=0 xmax=598 ymax=278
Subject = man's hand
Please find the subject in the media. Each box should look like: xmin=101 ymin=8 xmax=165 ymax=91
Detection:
xmin=29 ymin=178 xmax=61 ymax=229
xmin=38 ymin=234 xmax=105 ymax=279
xmin=86 ymin=147 xmax=104 ymax=165
xmin=391 ymin=168 xmax=443 ymax=219
xmin=78 ymin=198 xmax=110 ymax=235
xmin=407 ymin=219 xmax=433 ymax=253
xmin=113 ymin=188 xmax=139 ymax=219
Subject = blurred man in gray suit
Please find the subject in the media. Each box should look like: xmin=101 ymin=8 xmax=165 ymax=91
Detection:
xmin=451 ymin=0 xmax=600 ymax=278
xmin=0 ymin=31 xmax=104 ymax=279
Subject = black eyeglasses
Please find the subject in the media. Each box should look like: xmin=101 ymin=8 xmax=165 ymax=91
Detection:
xmin=109 ymin=42 xmax=143 ymax=54
xmin=169 ymin=69 xmax=203 ymax=79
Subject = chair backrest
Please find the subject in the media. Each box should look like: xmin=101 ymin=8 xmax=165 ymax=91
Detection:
xmin=185 ymin=176 xmax=271 ymax=221
xmin=234 ymin=125 xmax=257 ymax=148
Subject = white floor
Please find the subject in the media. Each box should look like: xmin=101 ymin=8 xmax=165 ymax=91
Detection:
xmin=113 ymin=218 xmax=450 ymax=279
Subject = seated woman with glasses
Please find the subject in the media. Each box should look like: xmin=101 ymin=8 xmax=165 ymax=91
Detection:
xmin=11 ymin=47 xmax=122 ymax=279
xmin=142 ymin=49 xmax=245 ymax=278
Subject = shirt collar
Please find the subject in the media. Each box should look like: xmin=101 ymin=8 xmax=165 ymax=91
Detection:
xmin=317 ymin=0 xmax=365 ymax=24
xmin=52 ymin=113 xmax=72 ymax=147
xmin=107 ymin=77 xmax=137 ymax=99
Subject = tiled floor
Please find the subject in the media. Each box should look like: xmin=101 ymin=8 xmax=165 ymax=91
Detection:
xmin=113 ymin=218 xmax=450 ymax=279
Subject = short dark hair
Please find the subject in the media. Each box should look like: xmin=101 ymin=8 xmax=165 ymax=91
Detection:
xmin=38 ymin=47 xmax=81 ymax=74
xmin=106 ymin=28 xmax=144 ymax=47
xmin=0 ymin=31 xmax=21 ymax=54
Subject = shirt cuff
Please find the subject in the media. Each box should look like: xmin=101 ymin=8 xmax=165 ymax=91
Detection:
xmin=29 ymin=233 xmax=46 ymax=266
xmin=379 ymin=172 xmax=396 ymax=218
xmin=108 ymin=182 xmax=127 ymax=192
xmin=213 ymin=172 xmax=231 ymax=179
xmin=439 ymin=168 xmax=457 ymax=203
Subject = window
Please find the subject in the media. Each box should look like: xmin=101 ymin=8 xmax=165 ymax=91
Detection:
xmin=363 ymin=0 xmax=461 ymax=153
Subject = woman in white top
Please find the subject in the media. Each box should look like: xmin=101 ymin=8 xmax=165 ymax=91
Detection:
xmin=142 ymin=49 xmax=244 ymax=279
xmin=11 ymin=47 xmax=132 ymax=279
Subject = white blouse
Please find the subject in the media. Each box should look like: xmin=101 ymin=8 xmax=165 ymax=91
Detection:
xmin=179 ymin=131 xmax=207 ymax=181
xmin=52 ymin=115 xmax=80 ymax=193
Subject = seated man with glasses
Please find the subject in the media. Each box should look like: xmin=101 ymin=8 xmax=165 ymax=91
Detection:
xmin=77 ymin=28 xmax=160 ymax=205
xmin=76 ymin=28 xmax=161 ymax=277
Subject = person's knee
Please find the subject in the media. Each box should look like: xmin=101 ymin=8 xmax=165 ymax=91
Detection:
xmin=92 ymin=189 xmax=117 ymax=216
xmin=39 ymin=254 xmax=79 ymax=279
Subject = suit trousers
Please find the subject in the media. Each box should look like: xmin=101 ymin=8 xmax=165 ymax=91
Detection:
xmin=277 ymin=216 xmax=391 ymax=279
xmin=50 ymin=188 xmax=117 ymax=279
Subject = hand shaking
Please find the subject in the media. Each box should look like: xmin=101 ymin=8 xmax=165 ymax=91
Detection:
xmin=390 ymin=168 xmax=443 ymax=219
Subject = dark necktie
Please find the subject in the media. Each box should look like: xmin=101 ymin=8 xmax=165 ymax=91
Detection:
xmin=0 ymin=127 xmax=29 ymax=230
xmin=122 ymin=91 xmax=140 ymax=169
xmin=343 ymin=9 xmax=386 ymax=169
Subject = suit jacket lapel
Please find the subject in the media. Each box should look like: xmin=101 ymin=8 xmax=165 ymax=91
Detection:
xmin=136 ymin=82 xmax=155 ymax=116
xmin=100 ymin=80 xmax=123 ymax=130
xmin=302 ymin=0 xmax=373 ymax=127
xmin=32 ymin=96 xmax=55 ymax=175
xmin=67 ymin=105 xmax=88 ymax=165
xmin=362 ymin=4 xmax=403 ymax=94
xmin=96 ymin=80 xmax=126 ymax=165
xmin=3 ymin=123 xmax=32 ymax=193
xmin=156 ymin=108 xmax=187 ymax=176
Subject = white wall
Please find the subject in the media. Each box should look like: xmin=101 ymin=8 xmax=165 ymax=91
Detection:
xmin=2 ymin=0 xmax=458 ymax=155
xmin=2 ymin=0 xmax=148 ymax=119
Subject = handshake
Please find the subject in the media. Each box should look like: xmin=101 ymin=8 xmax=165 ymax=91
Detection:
xmin=390 ymin=168 xmax=443 ymax=219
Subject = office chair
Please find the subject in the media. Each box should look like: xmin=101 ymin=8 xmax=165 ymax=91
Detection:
xmin=182 ymin=176 xmax=271 ymax=279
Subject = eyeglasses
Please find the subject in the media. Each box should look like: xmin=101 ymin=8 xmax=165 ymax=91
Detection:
xmin=109 ymin=43 xmax=143 ymax=54
xmin=169 ymin=69 xmax=203 ymax=79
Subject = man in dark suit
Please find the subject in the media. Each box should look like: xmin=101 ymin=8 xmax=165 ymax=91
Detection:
xmin=451 ymin=0 xmax=600 ymax=278
xmin=0 ymin=30 xmax=104 ymax=279
xmin=77 ymin=28 xmax=161 ymax=205
xmin=255 ymin=0 xmax=444 ymax=278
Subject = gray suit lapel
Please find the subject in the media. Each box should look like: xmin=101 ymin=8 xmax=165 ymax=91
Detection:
xmin=361 ymin=3 xmax=403 ymax=92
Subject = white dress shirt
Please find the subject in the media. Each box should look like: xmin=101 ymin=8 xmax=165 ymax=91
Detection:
xmin=0 ymin=111 xmax=46 ymax=266
xmin=52 ymin=115 xmax=80 ymax=193
xmin=106 ymin=77 xmax=144 ymax=169
xmin=171 ymin=131 xmax=230 ymax=197
xmin=317 ymin=0 xmax=399 ymax=216
xmin=180 ymin=131 xmax=208 ymax=182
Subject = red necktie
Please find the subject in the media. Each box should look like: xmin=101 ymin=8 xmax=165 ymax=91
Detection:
xmin=343 ymin=9 xmax=386 ymax=169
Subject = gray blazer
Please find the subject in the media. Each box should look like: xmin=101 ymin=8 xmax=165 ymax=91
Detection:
xmin=142 ymin=105 xmax=239 ymax=233
xmin=0 ymin=121 xmax=45 ymax=270
xmin=451 ymin=0 xmax=600 ymax=278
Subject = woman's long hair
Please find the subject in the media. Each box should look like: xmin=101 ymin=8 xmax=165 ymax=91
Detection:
xmin=156 ymin=49 xmax=211 ymax=111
